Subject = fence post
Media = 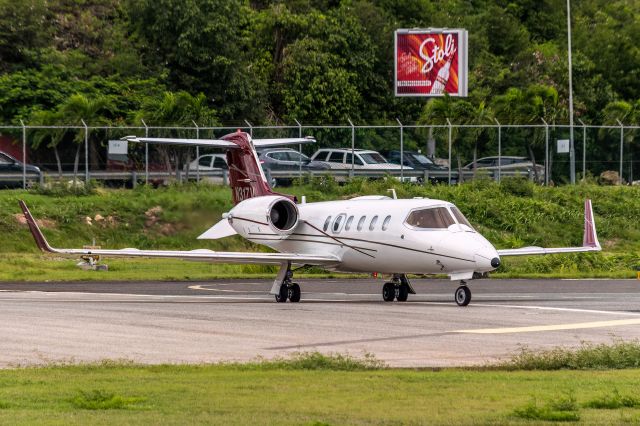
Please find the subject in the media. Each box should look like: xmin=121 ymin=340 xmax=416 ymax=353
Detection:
xmin=244 ymin=120 xmax=253 ymax=137
xmin=617 ymin=119 xmax=624 ymax=184
xmin=578 ymin=119 xmax=586 ymax=181
xmin=295 ymin=119 xmax=302 ymax=180
xmin=192 ymin=120 xmax=200 ymax=183
xmin=446 ymin=118 xmax=452 ymax=185
xmin=81 ymin=119 xmax=89 ymax=183
xmin=542 ymin=118 xmax=549 ymax=185
xmin=348 ymin=118 xmax=355 ymax=178
xmin=20 ymin=119 xmax=26 ymax=189
xmin=494 ymin=118 xmax=501 ymax=183
xmin=396 ymin=118 xmax=403 ymax=181
xmin=141 ymin=119 xmax=149 ymax=185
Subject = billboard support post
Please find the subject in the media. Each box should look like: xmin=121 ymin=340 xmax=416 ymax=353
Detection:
xmin=446 ymin=118 xmax=452 ymax=185
xmin=396 ymin=118 xmax=404 ymax=181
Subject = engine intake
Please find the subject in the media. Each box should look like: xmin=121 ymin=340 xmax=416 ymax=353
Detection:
xmin=229 ymin=195 xmax=299 ymax=236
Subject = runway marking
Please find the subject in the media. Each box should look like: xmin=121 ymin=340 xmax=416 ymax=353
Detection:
xmin=476 ymin=303 xmax=640 ymax=317
xmin=455 ymin=318 xmax=640 ymax=334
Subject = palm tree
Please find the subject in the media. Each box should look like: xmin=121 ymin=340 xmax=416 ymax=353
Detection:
xmin=29 ymin=110 xmax=66 ymax=176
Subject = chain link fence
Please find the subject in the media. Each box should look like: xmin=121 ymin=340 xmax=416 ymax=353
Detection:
xmin=0 ymin=122 xmax=637 ymax=189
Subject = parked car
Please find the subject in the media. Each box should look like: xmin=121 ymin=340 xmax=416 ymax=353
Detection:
xmin=310 ymin=148 xmax=416 ymax=182
xmin=463 ymin=156 xmax=544 ymax=180
xmin=0 ymin=151 xmax=41 ymax=188
xmin=257 ymin=148 xmax=330 ymax=186
xmin=185 ymin=153 xmax=228 ymax=184
xmin=382 ymin=150 xmax=453 ymax=183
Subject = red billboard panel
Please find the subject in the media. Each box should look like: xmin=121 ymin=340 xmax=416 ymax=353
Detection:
xmin=395 ymin=29 xmax=468 ymax=97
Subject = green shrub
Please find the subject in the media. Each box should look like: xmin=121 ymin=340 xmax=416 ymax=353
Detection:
xmin=500 ymin=176 xmax=534 ymax=197
xmin=70 ymin=389 xmax=145 ymax=410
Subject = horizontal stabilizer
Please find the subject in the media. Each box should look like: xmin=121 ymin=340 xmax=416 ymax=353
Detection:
xmin=198 ymin=218 xmax=237 ymax=240
xmin=123 ymin=136 xmax=315 ymax=148
xmin=497 ymin=199 xmax=601 ymax=256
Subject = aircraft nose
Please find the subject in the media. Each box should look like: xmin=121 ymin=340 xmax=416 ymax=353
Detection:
xmin=491 ymin=257 xmax=501 ymax=268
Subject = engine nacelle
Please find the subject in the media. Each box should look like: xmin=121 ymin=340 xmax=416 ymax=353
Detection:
xmin=228 ymin=195 xmax=299 ymax=237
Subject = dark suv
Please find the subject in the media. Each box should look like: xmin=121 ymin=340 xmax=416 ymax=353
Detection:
xmin=0 ymin=151 xmax=41 ymax=188
xmin=257 ymin=148 xmax=330 ymax=186
xmin=383 ymin=150 xmax=452 ymax=183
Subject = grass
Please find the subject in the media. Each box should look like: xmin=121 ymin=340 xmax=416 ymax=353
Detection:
xmin=496 ymin=341 xmax=640 ymax=370
xmin=0 ymin=353 xmax=639 ymax=424
xmin=1 ymin=179 xmax=639 ymax=280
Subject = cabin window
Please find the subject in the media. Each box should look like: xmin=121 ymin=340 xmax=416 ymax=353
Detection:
xmin=345 ymin=215 xmax=354 ymax=231
xmin=451 ymin=207 xmax=474 ymax=229
xmin=369 ymin=215 xmax=378 ymax=231
xmin=405 ymin=207 xmax=455 ymax=229
xmin=382 ymin=215 xmax=391 ymax=231
xmin=332 ymin=214 xmax=346 ymax=233
xmin=323 ymin=216 xmax=332 ymax=232
xmin=357 ymin=216 xmax=366 ymax=231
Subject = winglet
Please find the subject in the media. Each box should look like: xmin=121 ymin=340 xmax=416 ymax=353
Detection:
xmin=18 ymin=201 xmax=54 ymax=252
xmin=583 ymin=199 xmax=600 ymax=249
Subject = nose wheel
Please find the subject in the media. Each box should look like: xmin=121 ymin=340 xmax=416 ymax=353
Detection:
xmin=454 ymin=283 xmax=471 ymax=307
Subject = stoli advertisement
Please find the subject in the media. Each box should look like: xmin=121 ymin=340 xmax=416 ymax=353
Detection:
xmin=395 ymin=28 xmax=468 ymax=97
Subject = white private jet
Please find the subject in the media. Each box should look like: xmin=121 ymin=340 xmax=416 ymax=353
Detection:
xmin=19 ymin=131 xmax=601 ymax=306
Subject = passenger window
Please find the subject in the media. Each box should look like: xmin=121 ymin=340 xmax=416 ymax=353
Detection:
xmin=323 ymin=216 xmax=332 ymax=232
xmin=346 ymin=153 xmax=364 ymax=166
xmin=369 ymin=215 xmax=378 ymax=231
xmin=345 ymin=215 xmax=354 ymax=231
xmin=357 ymin=216 xmax=366 ymax=231
xmin=328 ymin=152 xmax=345 ymax=163
xmin=382 ymin=215 xmax=391 ymax=231
xmin=405 ymin=207 xmax=455 ymax=229
xmin=199 ymin=156 xmax=211 ymax=167
xmin=332 ymin=214 xmax=346 ymax=233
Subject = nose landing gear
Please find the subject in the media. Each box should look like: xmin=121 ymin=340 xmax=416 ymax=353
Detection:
xmin=454 ymin=281 xmax=471 ymax=306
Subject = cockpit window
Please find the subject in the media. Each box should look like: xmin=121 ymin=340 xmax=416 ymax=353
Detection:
xmin=451 ymin=207 xmax=474 ymax=229
xmin=405 ymin=207 xmax=455 ymax=229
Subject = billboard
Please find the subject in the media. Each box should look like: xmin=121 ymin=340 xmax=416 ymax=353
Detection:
xmin=395 ymin=28 xmax=468 ymax=97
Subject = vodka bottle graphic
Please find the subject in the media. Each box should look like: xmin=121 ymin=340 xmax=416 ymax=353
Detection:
xmin=430 ymin=56 xmax=452 ymax=95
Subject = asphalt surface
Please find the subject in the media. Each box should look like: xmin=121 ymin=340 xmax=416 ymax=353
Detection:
xmin=0 ymin=278 xmax=639 ymax=367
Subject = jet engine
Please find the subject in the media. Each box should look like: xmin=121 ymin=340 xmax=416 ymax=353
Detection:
xmin=228 ymin=195 xmax=299 ymax=236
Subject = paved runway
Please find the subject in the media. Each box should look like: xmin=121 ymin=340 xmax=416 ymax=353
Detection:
xmin=0 ymin=278 xmax=639 ymax=367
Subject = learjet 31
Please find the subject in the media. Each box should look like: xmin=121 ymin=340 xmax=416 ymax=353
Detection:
xmin=19 ymin=131 xmax=601 ymax=306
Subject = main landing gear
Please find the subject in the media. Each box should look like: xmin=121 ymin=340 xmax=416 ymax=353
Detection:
xmin=381 ymin=274 xmax=416 ymax=302
xmin=454 ymin=281 xmax=471 ymax=307
xmin=272 ymin=262 xmax=301 ymax=303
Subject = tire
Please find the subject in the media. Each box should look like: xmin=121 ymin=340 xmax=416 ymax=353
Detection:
xmin=454 ymin=285 xmax=471 ymax=307
xmin=397 ymin=284 xmax=409 ymax=302
xmin=275 ymin=284 xmax=288 ymax=303
xmin=382 ymin=282 xmax=396 ymax=302
xmin=289 ymin=283 xmax=301 ymax=303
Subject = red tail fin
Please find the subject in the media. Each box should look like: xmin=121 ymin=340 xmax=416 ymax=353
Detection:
xmin=221 ymin=132 xmax=295 ymax=205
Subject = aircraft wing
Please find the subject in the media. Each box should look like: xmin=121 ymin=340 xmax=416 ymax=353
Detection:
xmin=18 ymin=201 xmax=339 ymax=266
xmin=497 ymin=199 xmax=601 ymax=257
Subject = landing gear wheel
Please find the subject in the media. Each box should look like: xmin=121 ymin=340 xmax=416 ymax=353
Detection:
xmin=382 ymin=282 xmax=396 ymax=302
xmin=454 ymin=285 xmax=471 ymax=307
xmin=397 ymin=284 xmax=409 ymax=302
xmin=288 ymin=283 xmax=301 ymax=303
xmin=275 ymin=284 xmax=288 ymax=303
